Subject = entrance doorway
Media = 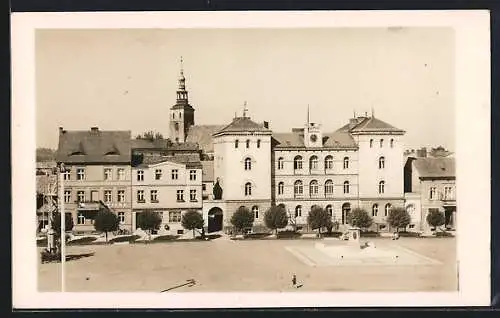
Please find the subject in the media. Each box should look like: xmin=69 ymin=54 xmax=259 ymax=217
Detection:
xmin=208 ymin=207 xmax=223 ymax=233
xmin=444 ymin=206 xmax=456 ymax=229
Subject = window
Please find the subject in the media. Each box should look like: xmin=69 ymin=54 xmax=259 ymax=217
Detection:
xmin=245 ymin=182 xmax=252 ymax=196
xmin=137 ymin=170 xmax=144 ymax=181
xmin=342 ymin=203 xmax=351 ymax=224
xmin=189 ymin=170 xmax=197 ymax=180
xmin=155 ymin=169 xmax=162 ymax=180
xmin=64 ymin=190 xmax=71 ymax=203
xmin=246 ymin=139 xmax=250 ymax=148
xmin=294 ymin=156 xmax=303 ymax=170
xmin=176 ymin=190 xmax=184 ymax=201
xmin=63 ymin=170 xmax=71 ymax=181
xmin=429 ymin=187 xmax=437 ymax=200
xmin=278 ymin=182 xmax=284 ymax=195
xmin=104 ymin=190 xmax=112 ymax=202
xmin=104 ymin=168 xmax=112 ymax=180
xmin=385 ymin=203 xmax=392 ymax=216
xmin=77 ymin=190 xmax=85 ymax=202
xmin=252 ymin=206 xmax=259 ymax=219
xmin=309 ymin=180 xmax=319 ymax=197
xmin=171 ymin=169 xmax=178 ymax=180
xmin=444 ymin=186 xmax=453 ymax=200
xmin=325 ymin=180 xmax=334 ymax=196
xmin=343 ymin=181 xmax=350 ymax=194
xmin=76 ymin=168 xmax=85 ymax=180
xmin=257 ymin=139 xmax=261 ymax=148
xmin=77 ymin=212 xmax=85 ymax=225
xmin=324 ymin=156 xmax=333 ymax=170
xmin=379 ymin=181 xmax=385 ymax=194
xmin=244 ymin=157 xmax=252 ymax=170
xmin=379 ymin=156 xmax=385 ymax=169
xmin=118 ymin=212 xmax=125 ymax=223
xmin=169 ymin=211 xmax=182 ymax=223
xmin=372 ymin=204 xmax=379 ymax=217
xmin=309 ymin=156 xmax=318 ymax=170
xmin=326 ymin=205 xmax=333 ymax=217
xmin=278 ymin=157 xmax=284 ymax=170
xmin=117 ymin=190 xmax=125 ymax=202
xmin=137 ymin=190 xmax=145 ymax=202
xmin=117 ymin=168 xmax=125 ymax=180
xmin=202 ymin=184 xmax=207 ymax=191
xmin=235 ymin=140 xmax=239 ymax=148
xmin=369 ymin=139 xmax=373 ymax=148
xmin=390 ymin=139 xmax=394 ymax=148
xmin=190 ymin=189 xmax=197 ymax=201
xmin=150 ymin=190 xmax=158 ymax=202
xmin=380 ymin=139 xmax=384 ymax=148
xmin=295 ymin=205 xmax=302 ymax=217
xmin=343 ymin=157 xmax=349 ymax=169
xmin=294 ymin=180 xmax=303 ymax=197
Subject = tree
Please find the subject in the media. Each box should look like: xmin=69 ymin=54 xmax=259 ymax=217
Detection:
xmin=426 ymin=209 xmax=445 ymax=231
xmin=136 ymin=211 xmax=162 ymax=239
xmin=93 ymin=207 xmax=120 ymax=242
xmin=387 ymin=207 xmax=411 ymax=233
xmin=51 ymin=212 xmax=74 ymax=235
xmin=181 ymin=210 xmax=204 ymax=238
xmin=348 ymin=208 xmax=373 ymax=230
xmin=264 ymin=205 xmax=288 ymax=235
xmin=36 ymin=148 xmax=56 ymax=162
xmin=230 ymin=206 xmax=254 ymax=234
xmin=135 ymin=130 xmax=166 ymax=142
xmin=307 ymin=206 xmax=330 ymax=235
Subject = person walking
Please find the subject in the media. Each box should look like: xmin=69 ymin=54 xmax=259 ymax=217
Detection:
xmin=292 ymin=274 xmax=297 ymax=288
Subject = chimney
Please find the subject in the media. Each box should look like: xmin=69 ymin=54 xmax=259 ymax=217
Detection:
xmin=416 ymin=147 xmax=427 ymax=158
xmin=59 ymin=127 xmax=66 ymax=134
xmin=348 ymin=118 xmax=358 ymax=129
xmin=90 ymin=127 xmax=99 ymax=132
xmin=263 ymin=121 xmax=269 ymax=129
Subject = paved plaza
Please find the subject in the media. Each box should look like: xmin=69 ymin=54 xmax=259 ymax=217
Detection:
xmin=38 ymin=237 xmax=457 ymax=292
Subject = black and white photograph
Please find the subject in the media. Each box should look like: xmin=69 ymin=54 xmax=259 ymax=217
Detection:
xmin=12 ymin=10 xmax=490 ymax=308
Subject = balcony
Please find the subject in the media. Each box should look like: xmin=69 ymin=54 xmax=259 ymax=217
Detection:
xmin=76 ymin=201 xmax=102 ymax=211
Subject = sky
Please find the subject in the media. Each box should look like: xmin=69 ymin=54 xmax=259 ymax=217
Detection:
xmin=36 ymin=27 xmax=455 ymax=151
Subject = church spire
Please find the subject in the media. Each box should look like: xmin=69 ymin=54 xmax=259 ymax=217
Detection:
xmin=178 ymin=56 xmax=186 ymax=91
xmin=176 ymin=56 xmax=188 ymax=103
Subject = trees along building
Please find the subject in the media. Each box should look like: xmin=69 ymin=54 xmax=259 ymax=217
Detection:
xmin=404 ymin=149 xmax=456 ymax=232
xmin=36 ymin=161 xmax=58 ymax=233
xmin=55 ymin=128 xmax=133 ymax=233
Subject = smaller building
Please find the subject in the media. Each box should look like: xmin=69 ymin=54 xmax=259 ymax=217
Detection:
xmin=404 ymin=154 xmax=456 ymax=232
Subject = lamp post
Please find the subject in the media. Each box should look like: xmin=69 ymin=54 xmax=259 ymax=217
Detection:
xmin=58 ymin=163 xmax=66 ymax=292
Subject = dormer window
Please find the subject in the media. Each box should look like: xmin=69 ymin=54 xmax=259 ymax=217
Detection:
xmin=235 ymin=140 xmax=239 ymax=148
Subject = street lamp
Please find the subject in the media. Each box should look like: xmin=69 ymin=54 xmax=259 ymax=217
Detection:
xmin=58 ymin=163 xmax=66 ymax=292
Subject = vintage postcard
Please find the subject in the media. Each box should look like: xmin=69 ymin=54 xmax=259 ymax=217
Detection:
xmin=11 ymin=10 xmax=490 ymax=308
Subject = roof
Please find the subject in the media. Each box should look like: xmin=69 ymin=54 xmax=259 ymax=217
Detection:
xmin=413 ymin=157 xmax=455 ymax=178
xmin=349 ymin=116 xmax=405 ymax=134
xmin=56 ymin=129 xmax=131 ymax=164
xmin=201 ymin=161 xmax=214 ymax=182
xmin=213 ymin=117 xmax=272 ymax=136
xmin=134 ymin=153 xmax=202 ymax=169
xmin=186 ymin=125 xmax=224 ymax=153
xmin=131 ymin=138 xmax=199 ymax=151
xmin=272 ymin=129 xmax=357 ymax=149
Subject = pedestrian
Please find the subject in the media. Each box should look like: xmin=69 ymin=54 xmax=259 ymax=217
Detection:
xmin=292 ymin=274 xmax=297 ymax=288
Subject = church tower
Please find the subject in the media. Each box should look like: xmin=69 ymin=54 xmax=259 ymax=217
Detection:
xmin=169 ymin=57 xmax=195 ymax=143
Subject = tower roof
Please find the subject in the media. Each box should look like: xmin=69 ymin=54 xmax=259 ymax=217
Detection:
xmin=341 ymin=116 xmax=405 ymax=134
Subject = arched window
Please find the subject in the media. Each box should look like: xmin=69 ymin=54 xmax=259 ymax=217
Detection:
xmin=245 ymin=182 xmax=252 ymax=196
xmin=234 ymin=139 xmax=239 ymax=148
xmin=369 ymin=139 xmax=373 ymax=148
xmin=294 ymin=180 xmax=303 ymax=197
xmin=390 ymin=139 xmax=394 ymax=148
xmin=294 ymin=156 xmax=303 ymax=170
xmin=324 ymin=155 xmax=333 ymax=170
xmin=379 ymin=156 xmax=385 ymax=169
xmin=380 ymin=139 xmax=384 ymax=148
xmin=244 ymin=157 xmax=252 ymax=170
xmin=324 ymin=180 xmax=334 ymax=196
xmin=342 ymin=203 xmax=351 ymax=224
xmin=309 ymin=180 xmax=319 ymax=197
xmin=379 ymin=181 xmax=385 ymax=194
xmin=343 ymin=181 xmax=350 ymax=194
xmin=277 ymin=157 xmax=284 ymax=170
xmin=174 ymin=122 xmax=179 ymax=131
xmin=372 ymin=204 xmax=379 ymax=217
xmin=385 ymin=203 xmax=392 ymax=216
xmin=179 ymin=112 xmax=182 ymax=119
xmin=326 ymin=205 xmax=333 ymax=217
xmin=309 ymin=156 xmax=318 ymax=170
xmin=295 ymin=205 xmax=302 ymax=217
xmin=252 ymin=206 xmax=259 ymax=219
xmin=172 ymin=113 xmax=175 ymax=119
xmin=278 ymin=182 xmax=284 ymax=195
xmin=246 ymin=139 xmax=250 ymax=148
xmin=343 ymin=157 xmax=349 ymax=169
xmin=257 ymin=139 xmax=261 ymax=148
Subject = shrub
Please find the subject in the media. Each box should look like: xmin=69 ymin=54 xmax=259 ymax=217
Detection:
xmin=348 ymin=208 xmax=373 ymax=230
xmin=181 ymin=210 xmax=204 ymax=238
xmin=243 ymin=233 xmax=272 ymax=240
xmin=230 ymin=206 xmax=254 ymax=234
xmin=307 ymin=206 xmax=330 ymax=235
xmin=426 ymin=209 xmax=445 ymax=231
xmin=109 ymin=235 xmax=140 ymax=243
xmin=360 ymin=231 xmax=380 ymax=238
xmin=263 ymin=205 xmax=288 ymax=235
xmin=434 ymin=231 xmax=454 ymax=237
xmin=67 ymin=236 xmax=97 ymax=245
xmin=93 ymin=207 xmax=120 ymax=242
xmin=277 ymin=230 xmax=302 ymax=239
xmin=153 ymin=235 xmax=180 ymax=242
xmin=387 ymin=207 xmax=411 ymax=233
xmin=136 ymin=211 xmax=162 ymax=238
